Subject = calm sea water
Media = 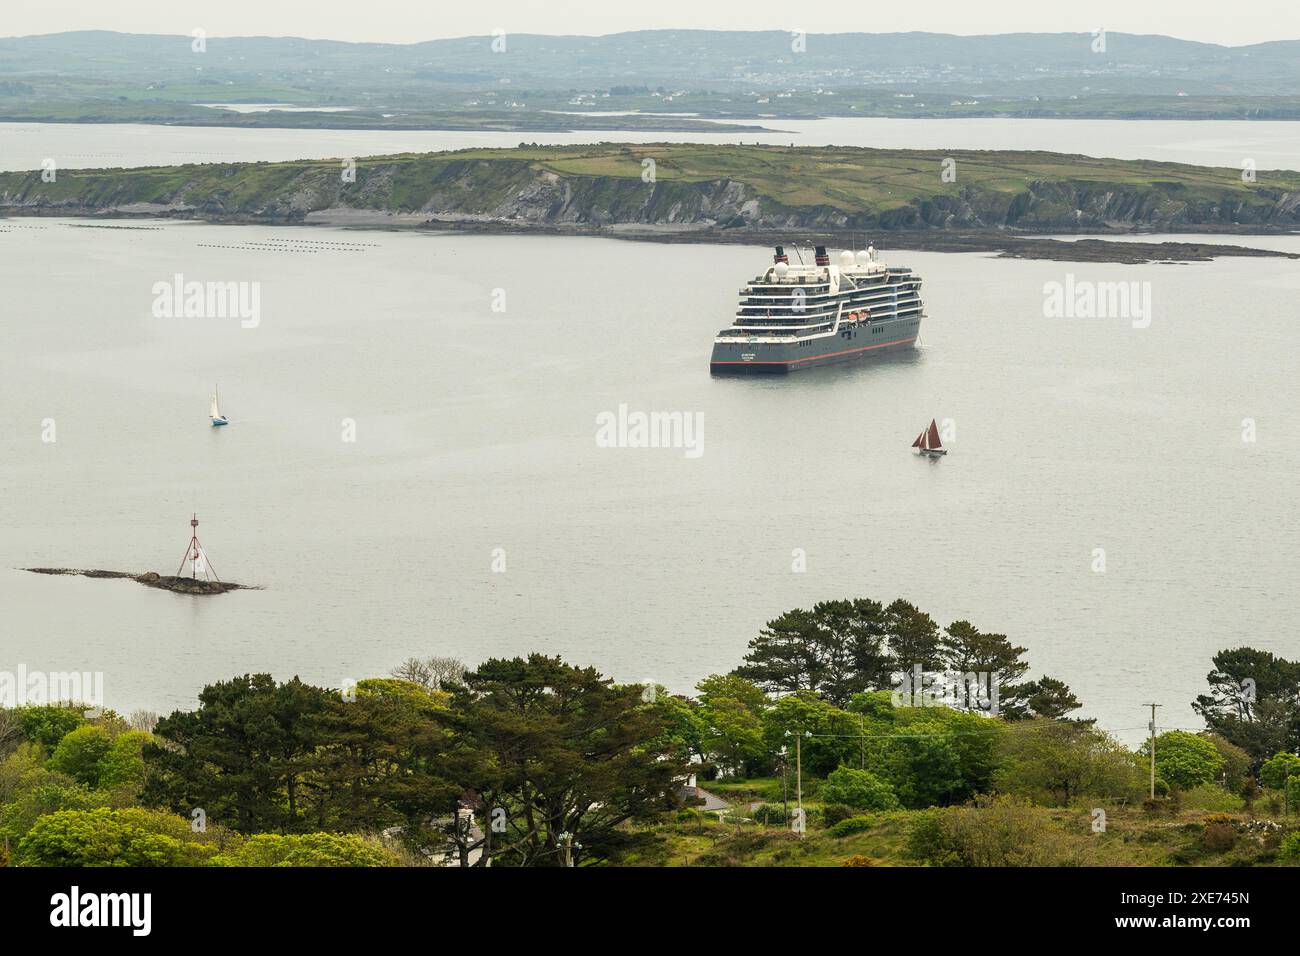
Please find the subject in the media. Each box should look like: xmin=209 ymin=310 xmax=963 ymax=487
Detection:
xmin=1 ymin=219 xmax=1297 ymax=743
xmin=2 ymin=117 xmax=1299 ymax=171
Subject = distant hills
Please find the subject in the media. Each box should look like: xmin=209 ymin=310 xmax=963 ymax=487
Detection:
xmin=2 ymin=30 xmax=1300 ymax=125
xmin=4 ymin=30 xmax=1300 ymax=94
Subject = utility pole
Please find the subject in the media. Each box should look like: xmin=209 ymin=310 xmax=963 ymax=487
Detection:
xmin=1143 ymin=703 xmax=1162 ymax=799
xmin=859 ymin=713 xmax=866 ymax=769
xmin=785 ymin=730 xmax=808 ymax=837
xmin=779 ymin=747 xmax=788 ymax=824
xmin=795 ymin=731 xmax=803 ymax=825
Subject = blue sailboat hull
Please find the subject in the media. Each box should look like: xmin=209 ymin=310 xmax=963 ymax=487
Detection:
xmin=210 ymin=418 xmax=229 ymax=427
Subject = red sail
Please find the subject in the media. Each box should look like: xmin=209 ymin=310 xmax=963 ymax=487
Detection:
xmin=926 ymin=419 xmax=942 ymax=449
xmin=912 ymin=430 xmax=926 ymax=448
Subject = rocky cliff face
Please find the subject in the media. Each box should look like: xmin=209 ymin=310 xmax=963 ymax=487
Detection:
xmin=393 ymin=163 xmax=1300 ymax=231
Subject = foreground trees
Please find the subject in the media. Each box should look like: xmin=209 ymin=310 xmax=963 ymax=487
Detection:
xmin=211 ymin=832 xmax=397 ymax=867
xmin=1193 ymin=647 xmax=1300 ymax=766
xmin=734 ymin=600 xmax=890 ymax=706
xmin=143 ymin=675 xmax=458 ymax=836
xmin=735 ymin=598 xmax=1081 ymax=720
xmin=821 ymin=767 xmax=900 ymax=811
xmin=694 ymin=674 xmax=767 ymax=778
xmin=1142 ymin=731 xmax=1225 ymax=792
xmin=11 ymin=611 xmax=1295 ymax=869
xmin=139 ymin=657 xmax=684 ymax=866
xmin=1259 ymin=752 xmax=1300 ymax=792
xmin=993 ymin=719 xmax=1145 ymax=806
xmin=18 ymin=808 xmax=207 ymax=867
xmin=446 ymin=655 xmax=683 ymax=866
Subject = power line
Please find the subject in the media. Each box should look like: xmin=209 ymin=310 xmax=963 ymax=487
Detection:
xmin=798 ymin=721 xmax=1202 ymax=741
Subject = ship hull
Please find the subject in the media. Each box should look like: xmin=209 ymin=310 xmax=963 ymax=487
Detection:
xmin=710 ymin=315 xmax=921 ymax=374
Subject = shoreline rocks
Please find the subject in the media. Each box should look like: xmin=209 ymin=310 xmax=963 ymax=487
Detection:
xmin=23 ymin=568 xmax=253 ymax=594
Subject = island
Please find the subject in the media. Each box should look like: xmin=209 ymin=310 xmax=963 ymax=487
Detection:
xmin=2 ymin=144 xmax=1298 ymax=263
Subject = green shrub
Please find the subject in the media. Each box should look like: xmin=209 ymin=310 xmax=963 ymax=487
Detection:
xmin=1142 ymin=798 xmax=1163 ymax=816
xmin=821 ymin=803 xmax=855 ymax=826
xmin=906 ymin=796 xmax=1105 ymax=866
xmin=0 ymin=742 xmax=42 ymax=804
xmin=16 ymin=705 xmax=86 ymax=750
xmin=751 ymin=803 xmax=818 ymax=830
xmin=1278 ymin=832 xmax=1300 ymax=865
xmin=1201 ymin=822 xmax=1237 ymax=853
xmin=906 ymin=809 xmax=957 ymax=865
xmin=821 ymin=767 xmax=901 ymax=812
xmin=96 ymin=731 xmax=151 ymax=789
xmin=1259 ymin=752 xmax=1300 ymax=791
xmin=1183 ymin=783 xmax=1245 ymax=813
xmin=212 ymin=833 xmax=398 ymax=867
xmin=47 ymin=725 xmax=113 ymax=787
xmin=16 ymin=807 xmax=209 ymax=866
xmin=829 ymin=815 xmax=877 ymax=838
xmin=1144 ymin=731 xmax=1224 ymax=791
xmin=0 ymin=777 xmax=103 ymax=844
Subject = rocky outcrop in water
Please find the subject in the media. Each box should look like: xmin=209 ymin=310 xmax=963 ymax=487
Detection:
xmin=24 ymin=568 xmax=251 ymax=594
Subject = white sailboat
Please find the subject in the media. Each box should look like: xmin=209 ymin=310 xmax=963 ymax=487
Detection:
xmin=210 ymin=386 xmax=229 ymax=427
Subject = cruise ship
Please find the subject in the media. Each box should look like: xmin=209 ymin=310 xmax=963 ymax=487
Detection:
xmin=710 ymin=245 xmax=923 ymax=373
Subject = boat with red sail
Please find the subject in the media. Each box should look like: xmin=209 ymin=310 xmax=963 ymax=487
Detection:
xmin=912 ymin=418 xmax=947 ymax=457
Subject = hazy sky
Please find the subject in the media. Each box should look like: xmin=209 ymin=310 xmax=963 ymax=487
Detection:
xmin=4 ymin=0 xmax=1298 ymax=46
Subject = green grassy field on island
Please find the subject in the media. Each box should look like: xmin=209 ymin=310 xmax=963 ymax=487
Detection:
xmin=2 ymin=144 xmax=1298 ymax=234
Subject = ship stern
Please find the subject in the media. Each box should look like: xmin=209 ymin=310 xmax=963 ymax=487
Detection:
xmin=709 ymin=338 xmax=795 ymax=374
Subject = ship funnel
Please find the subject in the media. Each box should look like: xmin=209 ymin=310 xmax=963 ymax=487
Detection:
xmin=814 ymin=245 xmax=830 ymax=266
xmin=773 ymin=245 xmax=789 ymax=264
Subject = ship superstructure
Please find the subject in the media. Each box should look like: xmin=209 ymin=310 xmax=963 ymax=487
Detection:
xmin=710 ymin=244 xmax=923 ymax=372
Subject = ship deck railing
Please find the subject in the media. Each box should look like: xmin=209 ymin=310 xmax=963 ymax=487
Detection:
xmin=736 ymin=300 xmax=922 ymax=321
xmin=742 ymin=282 xmax=916 ymax=298
xmin=738 ymin=289 xmax=922 ymax=308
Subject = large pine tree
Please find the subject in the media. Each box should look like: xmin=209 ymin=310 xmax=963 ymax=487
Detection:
xmin=447 ymin=654 xmax=684 ymax=866
xmin=1192 ymin=647 xmax=1300 ymax=765
xmin=734 ymin=599 xmax=890 ymax=705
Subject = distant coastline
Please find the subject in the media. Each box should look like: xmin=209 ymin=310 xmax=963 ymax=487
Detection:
xmin=0 ymin=111 xmax=773 ymax=135
xmin=6 ymin=29 xmax=1300 ymax=127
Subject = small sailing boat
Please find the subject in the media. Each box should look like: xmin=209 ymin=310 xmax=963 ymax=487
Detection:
xmin=912 ymin=418 xmax=947 ymax=457
xmin=210 ymin=385 xmax=229 ymax=427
